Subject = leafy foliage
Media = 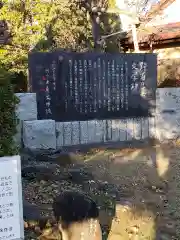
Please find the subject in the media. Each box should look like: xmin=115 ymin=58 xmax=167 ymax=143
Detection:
xmin=72 ymin=0 xmax=122 ymax=51
xmin=0 ymin=0 xmax=93 ymax=75
xmin=0 ymin=0 xmax=151 ymax=85
xmin=0 ymin=0 xmax=124 ymax=76
xmin=0 ymin=65 xmax=19 ymax=156
xmin=0 ymin=0 xmax=124 ymax=155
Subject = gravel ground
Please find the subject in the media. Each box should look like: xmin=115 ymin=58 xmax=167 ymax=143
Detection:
xmin=22 ymin=142 xmax=180 ymax=239
xmin=22 ymin=150 xmax=118 ymax=240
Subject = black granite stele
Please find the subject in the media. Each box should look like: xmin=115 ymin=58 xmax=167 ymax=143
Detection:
xmin=28 ymin=51 xmax=157 ymax=122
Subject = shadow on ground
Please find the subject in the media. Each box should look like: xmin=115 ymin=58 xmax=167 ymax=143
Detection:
xmin=81 ymin=142 xmax=180 ymax=239
xmin=22 ymin=141 xmax=180 ymax=240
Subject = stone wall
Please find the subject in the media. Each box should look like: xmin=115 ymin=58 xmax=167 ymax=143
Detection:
xmin=14 ymin=88 xmax=180 ymax=149
xmin=155 ymin=48 xmax=180 ymax=85
xmin=156 ymin=88 xmax=180 ymax=140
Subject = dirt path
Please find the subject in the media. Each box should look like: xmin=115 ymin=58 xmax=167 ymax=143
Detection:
xmin=22 ymin=143 xmax=180 ymax=239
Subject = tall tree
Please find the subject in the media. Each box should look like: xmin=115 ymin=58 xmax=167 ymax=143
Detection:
xmin=0 ymin=0 xmax=94 ymax=73
xmin=0 ymin=0 xmax=138 ymax=88
xmin=73 ymin=0 xmax=122 ymax=52
xmin=0 ymin=0 xmax=95 ymax=91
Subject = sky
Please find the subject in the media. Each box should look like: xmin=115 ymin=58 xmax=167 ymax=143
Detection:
xmin=148 ymin=0 xmax=180 ymax=25
xmin=115 ymin=0 xmax=180 ymax=30
xmin=162 ymin=0 xmax=180 ymax=23
xmin=115 ymin=0 xmax=157 ymax=30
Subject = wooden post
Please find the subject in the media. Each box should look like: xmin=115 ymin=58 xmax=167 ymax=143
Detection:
xmin=131 ymin=24 xmax=139 ymax=52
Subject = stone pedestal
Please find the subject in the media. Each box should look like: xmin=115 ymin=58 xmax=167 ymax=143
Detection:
xmin=15 ymin=93 xmax=37 ymax=120
xmin=23 ymin=120 xmax=56 ymax=149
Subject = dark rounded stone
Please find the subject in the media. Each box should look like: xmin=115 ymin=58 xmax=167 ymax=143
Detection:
xmin=67 ymin=168 xmax=94 ymax=184
xmin=21 ymin=165 xmax=69 ymax=182
xmin=23 ymin=200 xmax=49 ymax=230
xmin=23 ymin=199 xmax=41 ymax=221
xmin=52 ymin=190 xmax=99 ymax=224
xmin=22 ymin=166 xmax=55 ymax=181
xmin=47 ymin=152 xmax=77 ymax=166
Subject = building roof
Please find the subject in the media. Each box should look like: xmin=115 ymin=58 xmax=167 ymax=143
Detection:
xmin=122 ymin=22 xmax=180 ymax=50
xmin=122 ymin=0 xmax=180 ymax=49
xmin=132 ymin=22 xmax=180 ymax=43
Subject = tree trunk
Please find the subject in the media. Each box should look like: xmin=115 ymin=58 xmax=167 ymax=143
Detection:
xmin=91 ymin=13 xmax=101 ymax=51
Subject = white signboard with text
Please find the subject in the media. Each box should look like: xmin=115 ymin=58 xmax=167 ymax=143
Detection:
xmin=0 ymin=156 xmax=24 ymax=240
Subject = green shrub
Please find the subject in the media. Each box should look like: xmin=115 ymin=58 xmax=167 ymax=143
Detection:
xmin=0 ymin=66 xmax=19 ymax=157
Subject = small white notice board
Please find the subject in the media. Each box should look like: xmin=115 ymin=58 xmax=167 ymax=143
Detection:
xmin=0 ymin=156 xmax=24 ymax=240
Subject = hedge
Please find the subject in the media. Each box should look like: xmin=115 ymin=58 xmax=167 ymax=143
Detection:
xmin=0 ymin=66 xmax=19 ymax=156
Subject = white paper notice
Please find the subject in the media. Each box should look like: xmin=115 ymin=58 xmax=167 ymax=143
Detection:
xmin=0 ymin=155 xmax=24 ymax=240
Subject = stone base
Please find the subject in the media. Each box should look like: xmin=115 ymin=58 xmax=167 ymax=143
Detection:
xmin=13 ymin=120 xmax=22 ymax=148
xmin=23 ymin=120 xmax=56 ymax=149
xmin=15 ymin=93 xmax=37 ymax=120
xmin=13 ymin=88 xmax=180 ymax=149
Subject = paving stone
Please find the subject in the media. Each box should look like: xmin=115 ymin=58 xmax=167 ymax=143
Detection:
xmin=80 ymin=121 xmax=88 ymax=144
xmin=87 ymin=120 xmax=96 ymax=143
xmin=72 ymin=122 xmax=80 ymax=145
xmin=16 ymin=93 xmax=37 ymax=120
xmin=133 ymin=118 xmax=142 ymax=140
xmin=56 ymin=122 xmax=64 ymax=147
xmin=94 ymin=120 xmax=105 ymax=143
xmin=141 ymin=118 xmax=149 ymax=139
xmin=107 ymin=120 xmax=112 ymax=141
xmin=23 ymin=120 xmax=56 ymax=150
xmin=63 ymin=122 xmax=72 ymax=146
xmin=126 ymin=119 xmax=134 ymax=140
xmin=119 ymin=120 xmax=127 ymax=141
xmin=111 ymin=120 xmax=120 ymax=142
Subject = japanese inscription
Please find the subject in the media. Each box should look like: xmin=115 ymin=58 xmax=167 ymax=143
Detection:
xmin=51 ymin=61 xmax=56 ymax=91
xmin=0 ymin=156 xmax=23 ymax=240
xmin=44 ymin=68 xmax=52 ymax=116
xmin=29 ymin=52 xmax=157 ymax=121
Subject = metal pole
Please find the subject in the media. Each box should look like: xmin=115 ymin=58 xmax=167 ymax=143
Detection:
xmin=131 ymin=24 xmax=139 ymax=52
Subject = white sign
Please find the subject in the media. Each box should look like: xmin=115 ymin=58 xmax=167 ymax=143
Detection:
xmin=0 ymin=156 xmax=24 ymax=240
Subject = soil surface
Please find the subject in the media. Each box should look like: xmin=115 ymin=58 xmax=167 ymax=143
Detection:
xmin=22 ymin=142 xmax=180 ymax=239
